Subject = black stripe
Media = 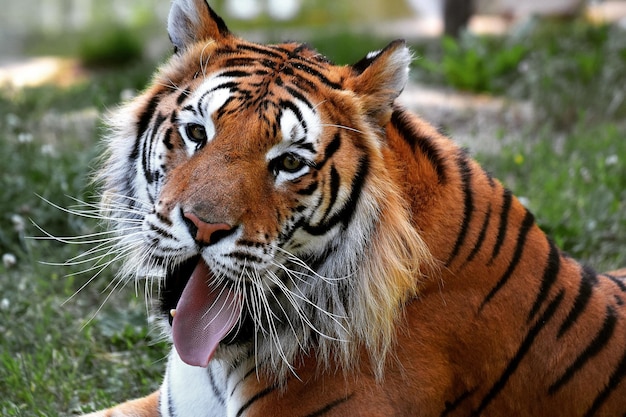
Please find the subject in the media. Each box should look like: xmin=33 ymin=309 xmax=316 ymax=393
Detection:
xmin=216 ymin=96 xmax=238 ymax=118
xmin=271 ymin=44 xmax=294 ymax=55
xmin=133 ymin=94 xmax=162 ymax=160
xmin=481 ymin=209 xmax=535 ymax=309
xmin=168 ymin=370 xmax=177 ymax=417
xmin=485 ymin=170 xmax=496 ymax=188
xmin=145 ymin=112 xmax=166 ymax=184
xmin=550 ymin=305 xmax=617 ymax=394
xmin=220 ymin=69 xmax=251 ymax=78
xmin=230 ymin=366 xmax=258 ymax=397
xmin=321 ymin=165 xmax=341 ymax=222
xmin=304 ymin=393 xmax=354 ymax=417
xmin=208 ymin=366 xmax=226 ymax=406
xmin=291 ymin=62 xmax=342 ymax=90
xmin=163 ymin=127 xmax=174 ymax=150
xmin=528 ymin=238 xmax=561 ymax=323
xmin=390 ymin=110 xmax=447 ymax=184
xmin=284 ymin=85 xmax=314 ymax=109
xmin=226 ymin=251 xmax=264 ymax=264
xmin=235 ymin=384 xmax=279 ymax=417
xmin=446 ymin=153 xmax=473 ymax=266
xmin=605 ymin=274 xmax=626 ymax=292
xmin=223 ymin=57 xmax=258 ymax=68
xmin=279 ymin=99 xmax=307 ymax=134
xmin=181 ymin=104 xmax=196 ymax=115
xmin=472 ymin=290 xmax=565 ymax=416
xmin=558 ymin=265 xmax=598 ymax=338
xmin=155 ymin=211 xmax=172 ymax=226
xmin=325 ymin=133 xmax=341 ymax=160
xmin=303 ymin=155 xmax=369 ymax=235
xmin=461 ymin=204 xmax=492 ymax=267
xmin=209 ymin=81 xmax=239 ymax=93
xmin=297 ymin=181 xmax=318 ymax=196
xmin=312 ymin=133 xmax=341 ymax=171
xmin=584 ymin=347 xmax=626 ymax=417
xmin=175 ymin=88 xmax=189 ymax=105
xmin=489 ymin=188 xmax=513 ymax=264
xmin=205 ymin=2 xmax=230 ymax=37
xmin=294 ymin=141 xmax=315 ymax=153
xmin=237 ymin=43 xmax=284 ymax=59
xmin=441 ymin=388 xmax=476 ymax=417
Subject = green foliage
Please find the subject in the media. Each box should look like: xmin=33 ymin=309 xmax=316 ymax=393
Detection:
xmin=307 ymin=31 xmax=393 ymax=65
xmin=412 ymin=19 xmax=626 ymax=127
xmin=510 ymin=21 xmax=626 ymax=127
xmin=78 ymin=26 xmax=143 ymax=68
xmin=0 ymin=80 xmax=167 ymax=415
xmin=477 ymin=123 xmax=626 ymax=270
xmin=416 ymin=35 xmax=528 ymax=93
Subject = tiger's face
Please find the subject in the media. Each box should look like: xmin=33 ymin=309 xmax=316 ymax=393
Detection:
xmin=147 ymin=44 xmax=367 ymax=283
xmin=101 ymin=0 xmax=426 ymax=376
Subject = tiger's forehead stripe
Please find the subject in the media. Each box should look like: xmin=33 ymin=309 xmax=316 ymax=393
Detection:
xmin=212 ymin=42 xmax=343 ymax=92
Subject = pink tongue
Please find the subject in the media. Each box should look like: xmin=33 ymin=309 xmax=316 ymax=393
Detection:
xmin=172 ymin=259 xmax=241 ymax=367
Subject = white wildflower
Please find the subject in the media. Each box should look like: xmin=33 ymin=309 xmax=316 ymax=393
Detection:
xmin=11 ymin=214 xmax=25 ymax=233
xmin=41 ymin=144 xmax=56 ymax=156
xmin=605 ymin=154 xmax=618 ymax=166
xmin=0 ymin=298 xmax=9 ymax=310
xmin=6 ymin=113 xmax=20 ymax=127
xmin=17 ymin=132 xmax=33 ymax=143
xmin=2 ymin=253 xmax=17 ymax=268
xmin=580 ymin=167 xmax=591 ymax=183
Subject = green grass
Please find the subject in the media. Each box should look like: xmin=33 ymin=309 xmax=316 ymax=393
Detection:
xmin=0 ymin=66 xmax=168 ymax=415
xmin=476 ymin=122 xmax=626 ymax=271
xmin=1 ymin=19 xmax=625 ymax=415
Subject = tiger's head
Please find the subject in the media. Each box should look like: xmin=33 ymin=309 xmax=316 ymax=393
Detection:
xmin=100 ymin=0 xmax=432 ymax=380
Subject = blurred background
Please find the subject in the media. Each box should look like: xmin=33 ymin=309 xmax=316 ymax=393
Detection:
xmin=1 ymin=0 xmax=625 ymax=415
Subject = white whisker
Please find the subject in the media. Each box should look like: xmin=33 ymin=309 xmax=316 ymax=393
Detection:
xmin=320 ymin=123 xmax=363 ymax=134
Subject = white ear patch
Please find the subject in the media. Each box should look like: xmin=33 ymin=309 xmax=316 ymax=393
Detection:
xmin=366 ymin=50 xmax=382 ymax=60
xmin=384 ymin=45 xmax=412 ymax=95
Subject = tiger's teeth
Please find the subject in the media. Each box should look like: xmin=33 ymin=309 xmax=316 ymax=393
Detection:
xmin=170 ymin=309 xmax=177 ymax=318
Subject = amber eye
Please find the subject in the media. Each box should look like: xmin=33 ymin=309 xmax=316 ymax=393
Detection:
xmin=185 ymin=123 xmax=207 ymax=145
xmin=277 ymin=153 xmax=305 ymax=173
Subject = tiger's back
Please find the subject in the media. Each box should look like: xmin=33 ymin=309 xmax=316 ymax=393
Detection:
xmin=84 ymin=0 xmax=626 ymax=416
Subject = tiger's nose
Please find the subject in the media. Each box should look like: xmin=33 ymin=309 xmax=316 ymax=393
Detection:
xmin=182 ymin=211 xmax=235 ymax=246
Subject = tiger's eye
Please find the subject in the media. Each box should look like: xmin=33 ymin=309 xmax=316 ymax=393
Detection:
xmin=185 ymin=123 xmax=207 ymax=144
xmin=279 ymin=154 xmax=304 ymax=172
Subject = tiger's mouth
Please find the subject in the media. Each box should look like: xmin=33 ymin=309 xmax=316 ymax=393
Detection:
xmin=160 ymin=255 xmax=253 ymax=367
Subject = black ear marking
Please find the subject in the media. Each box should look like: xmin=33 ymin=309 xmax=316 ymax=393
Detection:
xmin=351 ymin=39 xmax=407 ymax=75
xmin=204 ymin=1 xmax=230 ymax=38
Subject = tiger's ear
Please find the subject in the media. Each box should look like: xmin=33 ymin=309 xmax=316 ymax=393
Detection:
xmin=168 ymin=0 xmax=231 ymax=53
xmin=348 ymin=40 xmax=411 ymax=126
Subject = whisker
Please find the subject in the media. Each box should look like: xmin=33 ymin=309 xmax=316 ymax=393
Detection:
xmin=274 ymin=246 xmax=351 ymax=282
xmin=320 ymin=123 xmax=363 ymax=134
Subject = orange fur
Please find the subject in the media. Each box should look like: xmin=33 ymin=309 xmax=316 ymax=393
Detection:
xmin=86 ymin=1 xmax=626 ymax=416
xmin=84 ymin=391 xmax=159 ymax=417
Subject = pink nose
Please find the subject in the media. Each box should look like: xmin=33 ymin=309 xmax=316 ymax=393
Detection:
xmin=183 ymin=212 xmax=233 ymax=246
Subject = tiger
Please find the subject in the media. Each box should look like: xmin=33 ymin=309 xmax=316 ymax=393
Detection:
xmin=83 ymin=0 xmax=626 ymax=416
